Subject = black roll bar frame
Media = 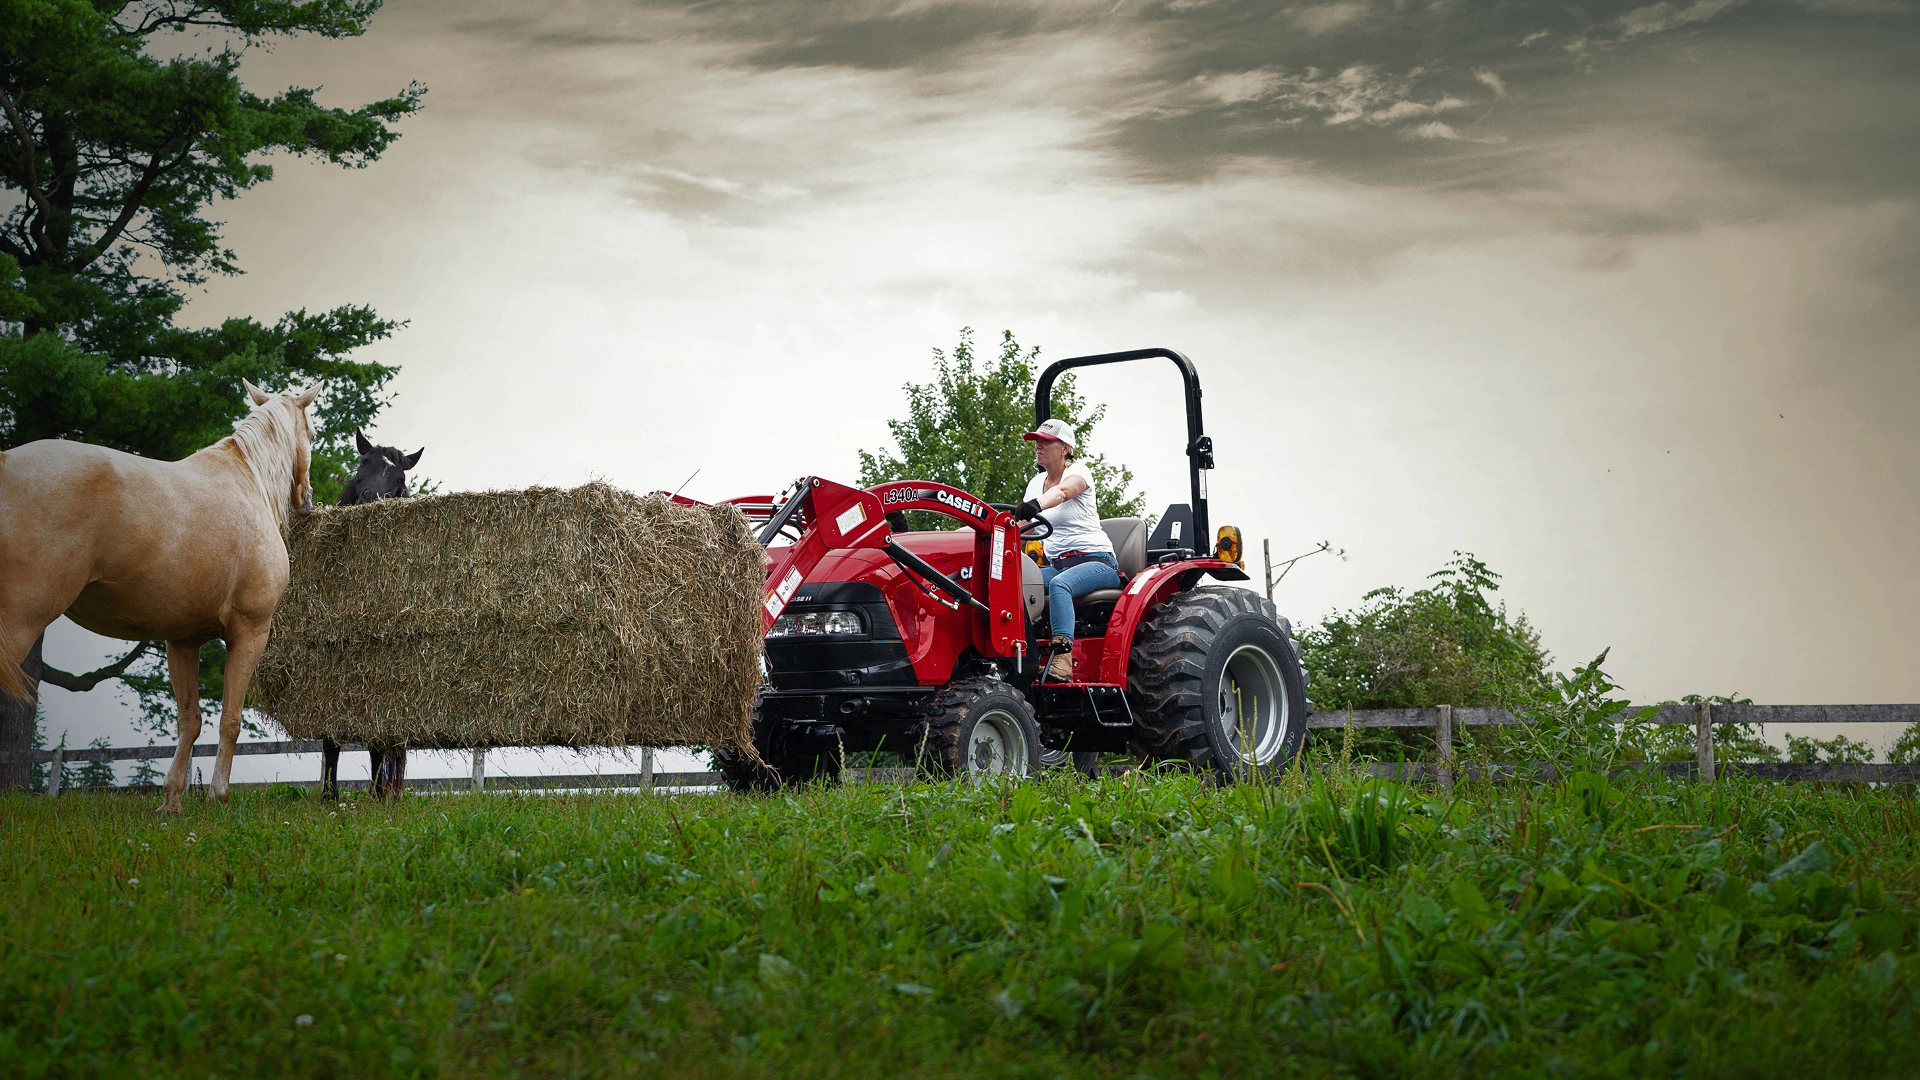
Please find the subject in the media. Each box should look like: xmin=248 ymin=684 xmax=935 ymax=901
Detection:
xmin=1034 ymin=347 xmax=1212 ymax=552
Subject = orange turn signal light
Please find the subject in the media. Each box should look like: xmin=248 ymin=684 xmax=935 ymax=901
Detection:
xmin=1215 ymin=525 xmax=1245 ymax=569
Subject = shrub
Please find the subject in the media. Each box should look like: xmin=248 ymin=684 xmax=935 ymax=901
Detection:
xmin=1299 ymin=552 xmax=1551 ymax=713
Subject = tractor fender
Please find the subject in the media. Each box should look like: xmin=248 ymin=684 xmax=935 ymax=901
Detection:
xmin=1098 ymin=562 xmax=1234 ymax=684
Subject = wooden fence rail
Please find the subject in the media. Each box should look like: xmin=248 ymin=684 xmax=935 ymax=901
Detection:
xmin=6 ymin=704 xmax=1915 ymax=795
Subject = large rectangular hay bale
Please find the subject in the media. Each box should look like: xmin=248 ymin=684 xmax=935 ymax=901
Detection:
xmin=254 ymin=482 xmax=763 ymax=750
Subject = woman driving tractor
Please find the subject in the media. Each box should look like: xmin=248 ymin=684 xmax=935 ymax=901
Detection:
xmin=1012 ymin=418 xmax=1119 ymax=680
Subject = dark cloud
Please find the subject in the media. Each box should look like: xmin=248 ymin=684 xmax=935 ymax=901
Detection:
xmin=440 ymin=0 xmax=1900 ymax=254
xmin=743 ymin=2 xmax=1052 ymax=70
xmin=378 ymin=0 xmax=1920 ymax=239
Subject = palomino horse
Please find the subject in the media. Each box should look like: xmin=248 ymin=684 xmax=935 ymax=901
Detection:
xmin=0 ymin=381 xmax=317 ymax=811
xmin=321 ymin=429 xmax=423 ymax=800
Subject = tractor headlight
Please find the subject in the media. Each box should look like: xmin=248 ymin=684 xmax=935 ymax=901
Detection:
xmin=767 ymin=609 xmax=866 ymax=638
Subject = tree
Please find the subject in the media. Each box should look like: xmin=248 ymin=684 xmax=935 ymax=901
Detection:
xmin=1299 ymin=557 xmax=1787 ymax=765
xmin=74 ymin=736 xmax=117 ymax=788
xmin=1300 ymin=552 xmax=1553 ymax=713
xmin=0 ymin=0 xmax=422 ymax=784
xmin=857 ymin=328 xmax=1147 ymax=526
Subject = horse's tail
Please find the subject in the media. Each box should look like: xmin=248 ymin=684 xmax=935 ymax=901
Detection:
xmin=0 ymin=620 xmax=32 ymax=703
xmin=0 ymin=451 xmax=34 ymax=703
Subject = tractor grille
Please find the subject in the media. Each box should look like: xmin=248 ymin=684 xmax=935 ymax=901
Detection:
xmin=763 ymin=581 xmax=917 ymax=691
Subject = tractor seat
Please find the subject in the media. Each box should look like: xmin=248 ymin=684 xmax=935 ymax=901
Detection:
xmin=1076 ymin=517 xmax=1147 ymax=605
xmin=1020 ymin=518 xmax=1148 ymax=621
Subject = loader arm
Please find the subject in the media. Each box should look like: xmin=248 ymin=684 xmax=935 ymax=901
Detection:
xmin=755 ymin=477 xmax=1026 ymax=658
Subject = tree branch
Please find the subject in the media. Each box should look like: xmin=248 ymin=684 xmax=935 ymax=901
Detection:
xmin=40 ymin=641 xmax=158 ymax=692
xmin=0 ymin=87 xmax=57 ymax=258
xmin=77 ymin=135 xmax=184 ymax=271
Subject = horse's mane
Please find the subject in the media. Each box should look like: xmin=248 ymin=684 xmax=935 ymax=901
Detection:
xmin=215 ymin=396 xmax=305 ymax=522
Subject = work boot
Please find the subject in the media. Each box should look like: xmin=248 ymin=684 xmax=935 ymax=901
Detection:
xmin=1047 ymin=636 xmax=1075 ymax=681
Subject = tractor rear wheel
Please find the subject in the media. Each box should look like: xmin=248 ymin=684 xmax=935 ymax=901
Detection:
xmin=717 ymin=697 xmax=843 ymax=793
xmin=919 ymin=678 xmax=1042 ymax=781
xmin=1127 ymin=587 xmax=1309 ymax=780
xmin=1038 ymin=748 xmax=1103 ymax=778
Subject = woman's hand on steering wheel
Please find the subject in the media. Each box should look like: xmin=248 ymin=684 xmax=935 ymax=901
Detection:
xmin=990 ymin=501 xmax=1053 ymax=540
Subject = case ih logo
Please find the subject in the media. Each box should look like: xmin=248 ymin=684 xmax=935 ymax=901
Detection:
xmin=881 ymin=486 xmax=987 ymax=520
xmin=935 ymin=489 xmax=986 ymax=519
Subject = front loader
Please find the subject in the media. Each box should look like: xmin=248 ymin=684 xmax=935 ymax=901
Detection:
xmin=695 ymin=348 xmax=1311 ymax=788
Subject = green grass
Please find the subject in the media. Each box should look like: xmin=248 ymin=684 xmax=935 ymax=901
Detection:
xmin=3 ymin=770 xmax=1917 ymax=1078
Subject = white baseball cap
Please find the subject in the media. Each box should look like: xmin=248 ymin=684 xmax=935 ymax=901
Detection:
xmin=1022 ymin=418 xmax=1077 ymax=449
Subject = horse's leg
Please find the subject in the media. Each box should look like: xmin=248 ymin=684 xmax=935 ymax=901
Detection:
xmin=321 ymin=738 xmax=340 ymax=801
xmin=391 ymin=749 xmax=407 ymax=798
xmin=210 ymin=619 xmax=268 ymax=804
xmin=369 ymin=746 xmax=385 ymax=799
xmin=158 ymin=641 xmax=202 ymax=813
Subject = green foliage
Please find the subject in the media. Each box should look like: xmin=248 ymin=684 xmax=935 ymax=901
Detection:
xmin=1786 ymin=733 xmax=1877 ymax=765
xmin=1891 ymin=724 xmax=1920 ymax=766
xmin=0 ymin=289 xmax=403 ymax=505
xmin=1505 ymin=648 xmax=1646 ymax=774
xmin=1633 ymin=694 xmax=1783 ymax=764
xmin=127 ymin=747 xmax=160 ymax=787
xmin=858 ymin=328 xmax=1146 ymax=528
xmin=0 ymin=0 xmax=420 ymax=725
xmin=114 ymin=639 xmax=276 ymax=740
xmin=0 ymin=0 xmax=422 ymax=503
xmin=1301 ymin=559 xmax=1793 ymax=766
xmin=2 ymin=773 xmax=1917 ymax=1076
xmin=1300 ymin=773 xmax=1419 ymax=876
xmin=1300 ymin=552 xmax=1553 ymax=713
xmin=72 ymin=737 xmax=117 ymax=788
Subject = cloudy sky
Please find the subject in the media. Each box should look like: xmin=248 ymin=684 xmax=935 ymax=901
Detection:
xmin=39 ymin=0 xmax=1920 ymax=770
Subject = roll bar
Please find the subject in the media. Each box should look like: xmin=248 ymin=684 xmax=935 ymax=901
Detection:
xmin=1034 ymin=347 xmax=1212 ymax=551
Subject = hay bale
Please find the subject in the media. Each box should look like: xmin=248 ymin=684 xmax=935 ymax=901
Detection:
xmin=253 ymin=482 xmax=763 ymax=751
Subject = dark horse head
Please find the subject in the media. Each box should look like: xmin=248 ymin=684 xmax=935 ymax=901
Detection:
xmin=325 ymin=428 xmax=426 ymax=802
xmin=338 ymin=429 xmax=423 ymax=507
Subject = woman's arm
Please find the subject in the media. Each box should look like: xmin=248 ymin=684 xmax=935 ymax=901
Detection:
xmin=1018 ymin=471 xmax=1089 ymax=518
xmin=1040 ymin=472 xmax=1089 ymax=508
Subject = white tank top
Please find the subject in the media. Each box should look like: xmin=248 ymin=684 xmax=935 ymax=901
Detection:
xmin=1024 ymin=462 xmax=1113 ymax=559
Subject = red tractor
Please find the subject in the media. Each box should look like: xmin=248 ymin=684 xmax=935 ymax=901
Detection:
xmin=696 ymin=348 xmax=1310 ymax=788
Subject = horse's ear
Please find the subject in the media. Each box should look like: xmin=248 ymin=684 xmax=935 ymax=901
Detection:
xmin=400 ymin=447 xmax=423 ymax=471
xmin=242 ymin=379 xmax=270 ymax=406
xmin=293 ymin=385 xmax=320 ymax=409
xmin=355 ymin=429 xmax=374 ymax=455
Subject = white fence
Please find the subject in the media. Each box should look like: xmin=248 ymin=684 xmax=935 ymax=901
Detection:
xmin=4 ymin=703 xmax=1916 ymax=794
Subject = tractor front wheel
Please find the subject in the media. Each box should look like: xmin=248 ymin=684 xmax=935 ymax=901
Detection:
xmin=920 ymin=679 xmax=1042 ymax=781
xmin=1127 ymin=587 xmax=1309 ymax=780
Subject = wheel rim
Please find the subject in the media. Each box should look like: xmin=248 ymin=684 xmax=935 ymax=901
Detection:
xmin=1218 ymin=643 xmax=1289 ymax=769
xmin=968 ymin=707 xmax=1028 ymax=778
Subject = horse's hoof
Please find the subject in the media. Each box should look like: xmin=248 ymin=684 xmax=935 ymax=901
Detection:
xmin=155 ymin=799 xmax=182 ymax=814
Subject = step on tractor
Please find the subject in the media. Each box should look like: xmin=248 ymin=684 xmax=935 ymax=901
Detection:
xmin=690 ymin=348 xmax=1312 ymax=789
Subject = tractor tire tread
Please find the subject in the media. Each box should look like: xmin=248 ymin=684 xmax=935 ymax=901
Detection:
xmin=919 ymin=677 xmax=995 ymax=778
xmin=1126 ymin=587 xmax=1304 ymax=775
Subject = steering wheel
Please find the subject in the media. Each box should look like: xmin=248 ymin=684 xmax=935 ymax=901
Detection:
xmin=990 ymin=503 xmax=1053 ymax=540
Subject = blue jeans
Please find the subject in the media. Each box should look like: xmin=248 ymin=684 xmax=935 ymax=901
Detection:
xmin=1040 ymin=553 xmax=1121 ymax=639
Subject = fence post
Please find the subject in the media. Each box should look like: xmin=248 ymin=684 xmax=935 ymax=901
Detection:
xmin=471 ymin=748 xmax=485 ymax=792
xmin=1695 ymin=701 xmax=1715 ymax=782
xmin=1436 ymin=705 xmax=1453 ymax=790
xmin=1263 ymin=539 xmax=1275 ymax=602
xmin=641 ymin=747 xmax=655 ymax=791
xmin=48 ymin=746 xmax=63 ymax=798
